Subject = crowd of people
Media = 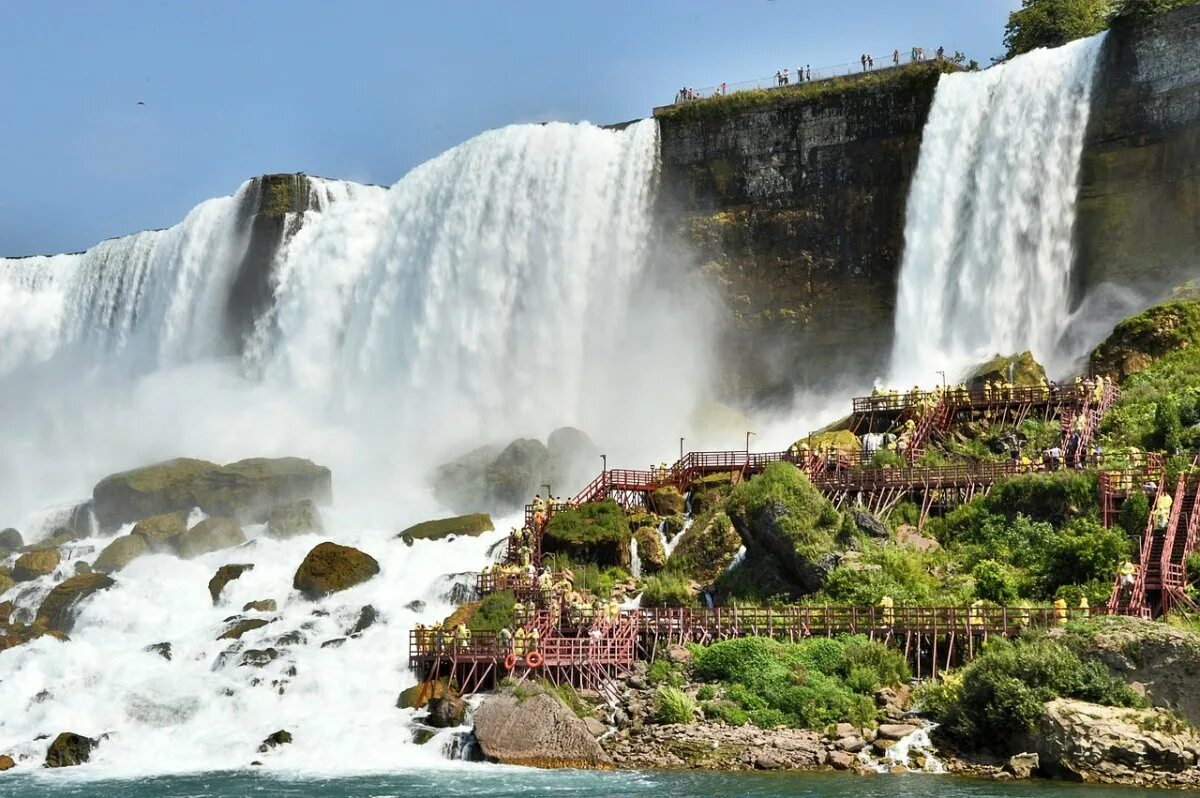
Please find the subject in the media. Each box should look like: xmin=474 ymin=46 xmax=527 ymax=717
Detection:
xmin=673 ymin=44 xmax=948 ymax=105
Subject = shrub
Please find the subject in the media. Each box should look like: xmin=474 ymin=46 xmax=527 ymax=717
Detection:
xmin=1004 ymin=0 xmax=1110 ymax=57
xmin=821 ymin=543 xmax=952 ymax=605
xmin=749 ymin=708 xmax=789 ymax=729
xmin=973 ymin=560 xmax=1019 ymax=604
xmin=1034 ymin=518 xmax=1131 ymax=597
xmin=696 ymin=684 xmax=717 ymax=701
xmin=728 ymin=462 xmax=839 ymax=561
xmin=710 ymin=701 xmax=749 ymax=726
xmin=641 ymin=572 xmax=695 ymax=608
xmin=542 ymin=499 xmax=631 ymax=567
xmin=1119 ymin=490 xmax=1150 ymax=538
xmin=647 ymin=657 xmax=685 ymax=688
xmin=468 ymin=590 xmax=516 ymax=633
xmin=652 ymin=686 xmax=695 ymax=725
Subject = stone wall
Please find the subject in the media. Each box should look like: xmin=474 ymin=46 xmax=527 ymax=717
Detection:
xmin=655 ymin=65 xmax=951 ymax=403
xmin=1076 ymin=5 xmax=1200 ymax=306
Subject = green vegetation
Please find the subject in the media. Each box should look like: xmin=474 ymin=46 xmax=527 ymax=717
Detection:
xmin=467 ymin=590 xmax=516 ymax=633
xmin=542 ymin=499 xmax=631 ymax=568
xmin=655 ymin=62 xmax=955 ymax=123
xmin=551 ymin=554 xmax=630 ymax=599
xmin=647 ymin=658 xmax=686 ymax=688
xmin=918 ymin=637 xmax=1145 ymax=745
xmin=728 ymin=461 xmax=841 ymax=561
xmin=691 ymin=636 xmax=907 ymax=729
xmin=1004 ymin=0 xmax=1199 ymax=58
xmin=821 ymin=543 xmax=966 ymax=605
xmin=397 ymin=513 xmax=493 ymax=542
xmin=665 ymin=511 xmax=742 ymax=583
xmin=641 ymin=572 xmax=696 ymax=608
xmin=652 ymin=686 xmax=696 ymax=725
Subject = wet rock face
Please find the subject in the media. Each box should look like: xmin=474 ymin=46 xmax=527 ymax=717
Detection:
xmin=474 ymin=685 xmax=612 ymax=769
xmin=92 ymin=458 xmax=219 ymax=530
xmin=172 ymin=518 xmax=246 ymax=560
xmin=44 ymin=732 xmax=98 ymax=768
xmin=12 ymin=549 xmax=59 ymax=582
xmin=209 ymin=563 xmax=255 ymax=605
xmin=292 ymin=542 xmax=380 ymax=600
xmin=130 ymin=512 xmax=188 ymax=552
xmin=36 ymin=573 xmax=115 ymax=633
xmin=397 ymin=514 xmax=493 ymax=545
xmin=266 ymin=499 xmax=325 ymax=539
xmin=1076 ymin=5 xmax=1200 ymax=314
xmin=0 ymin=528 xmax=23 ymax=552
xmin=93 ymin=534 xmax=149 ymax=574
xmin=257 ymin=729 xmax=293 ymax=753
xmin=192 ymin=458 xmax=332 ymax=525
xmin=427 ymin=695 xmax=468 ymax=728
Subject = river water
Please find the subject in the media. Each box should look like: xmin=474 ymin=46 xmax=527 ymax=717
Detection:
xmin=3 ymin=769 xmax=1195 ymax=798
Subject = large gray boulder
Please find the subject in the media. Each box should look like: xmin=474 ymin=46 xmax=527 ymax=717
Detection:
xmin=1032 ymin=699 xmax=1200 ymax=787
xmin=93 ymin=534 xmax=149 ymax=574
xmin=474 ymin=684 xmax=611 ymax=769
xmin=44 ymin=732 xmax=99 ymax=768
xmin=130 ymin=512 xmax=188 ymax=552
xmin=0 ymin=528 xmax=23 ymax=552
xmin=397 ymin=513 xmax=493 ymax=545
xmin=36 ymin=573 xmax=115 ymax=633
xmin=92 ymin=458 xmax=219 ymax=530
xmin=192 ymin=458 xmax=332 ymax=524
xmin=266 ymin=500 xmax=325 ymax=539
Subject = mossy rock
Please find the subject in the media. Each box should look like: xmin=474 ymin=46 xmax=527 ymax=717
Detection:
xmin=209 ymin=563 xmax=255 ymax=605
xmin=634 ymin=527 xmax=666 ymax=574
xmin=650 ymin=486 xmax=685 ymax=516
xmin=964 ymin=351 xmax=1047 ymax=389
xmin=36 ymin=573 xmax=115 ymax=633
xmin=130 ymin=512 xmax=188 ymax=552
xmin=292 ymin=542 xmax=380 ymax=600
xmin=0 ymin=573 xmax=14 ymax=595
xmin=1091 ymin=301 xmax=1200 ymax=382
xmin=93 ymin=534 xmax=149 ymax=574
xmin=397 ymin=678 xmax=454 ymax=711
xmin=92 ymin=457 xmax=219 ymax=530
xmin=25 ymin=527 xmax=79 ymax=552
xmin=797 ymin=429 xmax=860 ymax=452
xmin=44 ymin=732 xmax=98 ymax=768
xmin=689 ymin=488 xmax=724 ymax=516
xmin=218 ymin=617 xmax=270 ymax=641
xmin=542 ymin=500 xmax=632 ymax=569
xmin=171 ymin=518 xmax=246 ymax=560
xmin=192 ymin=457 xmax=333 ymax=524
xmin=484 ymin=439 xmax=551 ymax=511
xmin=266 ymin=500 xmax=325 ymax=539
xmin=12 ymin=549 xmax=60 ymax=582
xmin=667 ymin=513 xmax=742 ymax=583
xmin=397 ymin=513 xmax=494 ymax=544
xmin=0 ymin=528 xmax=22 ymax=551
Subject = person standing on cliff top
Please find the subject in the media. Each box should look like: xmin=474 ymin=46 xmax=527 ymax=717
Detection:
xmin=893 ymin=49 xmax=900 ymax=66
xmin=861 ymin=53 xmax=867 ymax=71
xmin=782 ymin=67 xmax=789 ymax=85
xmin=806 ymin=65 xmax=811 ymax=80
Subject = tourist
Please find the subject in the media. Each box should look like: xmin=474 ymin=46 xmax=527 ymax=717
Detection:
xmin=878 ymin=594 xmax=894 ymax=627
xmin=1053 ymin=597 xmax=1068 ymax=626
xmin=806 ymin=65 xmax=811 ymax=81
xmin=867 ymin=54 xmax=874 ymax=69
xmin=498 ymin=626 xmax=512 ymax=652
xmin=775 ymin=69 xmax=782 ymax=86
xmin=513 ymin=626 xmax=527 ymax=656
xmin=937 ymin=46 xmax=945 ymax=61
xmin=1048 ymin=444 xmax=1062 ymax=471
xmin=893 ymin=48 xmax=900 ymax=66
xmin=782 ymin=67 xmax=790 ymax=85
xmin=1154 ymin=492 xmax=1173 ymax=530
xmin=860 ymin=53 xmax=867 ymax=72
xmin=721 ymin=81 xmax=727 ymax=95
xmin=1078 ymin=596 xmax=1089 ymax=620
xmin=1119 ymin=561 xmax=1137 ymax=595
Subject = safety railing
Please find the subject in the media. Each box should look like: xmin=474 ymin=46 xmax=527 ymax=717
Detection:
xmin=852 ymin=384 xmax=1095 ymax=416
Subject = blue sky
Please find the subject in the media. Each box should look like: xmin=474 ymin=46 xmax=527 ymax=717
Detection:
xmin=1 ymin=0 xmax=1018 ymax=255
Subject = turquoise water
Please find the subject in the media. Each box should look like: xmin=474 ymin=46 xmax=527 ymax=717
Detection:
xmin=2 ymin=770 xmax=1195 ymax=798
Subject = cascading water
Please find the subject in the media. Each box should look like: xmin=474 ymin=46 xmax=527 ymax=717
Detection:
xmin=0 ymin=120 xmax=714 ymax=775
xmin=889 ymin=35 xmax=1106 ymax=385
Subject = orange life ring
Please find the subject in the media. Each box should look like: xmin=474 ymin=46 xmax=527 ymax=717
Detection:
xmin=525 ymin=651 xmax=544 ymax=668
xmin=503 ymin=652 xmax=517 ymax=671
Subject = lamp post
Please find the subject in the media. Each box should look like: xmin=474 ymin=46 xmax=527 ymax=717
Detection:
xmin=936 ymin=370 xmax=946 ymax=390
xmin=746 ymin=430 xmax=756 ymax=458
xmin=680 ymin=437 xmax=685 ymax=463
xmin=601 ymin=454 xmax=607 ymax=475
xmin=542 ymin=483 xmax=551 ymax=500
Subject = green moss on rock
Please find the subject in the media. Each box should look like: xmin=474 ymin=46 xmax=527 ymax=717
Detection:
xmin=668 ymin=512 xmax=742 ymax=584
xmin=965 ymin=351 xmax=1047 ymax=389
xmin=36 ymin=573 xmax=115 ymax=633
xmin=542 ymin=500 xmax=632 ymax=569
xmin=171 ymin=517 xmax=246 ymax=559
xmin=92 ymin=457 xmax=219 ymax=530
xmin=634 ymin=527 xmax=667 ymax=574
xmin=398 ymin=513 xmax=494 ymax=544
xmin=93 ymin=534 xmax=149 ymax=574
xmin=1091 ymin=301 xmax=1200 ymax=382
xmin=293 ymin=542 xmax=380 ymax=600
xmin=130 ymin=512 xmax=188 ymax=552
xmin=192 ymin=457 xmax=332 ymax=524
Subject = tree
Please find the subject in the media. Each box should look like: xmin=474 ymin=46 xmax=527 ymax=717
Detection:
xmin=1114 ymin=0 xmax=1200 ymax=22
xmin=1003 ymin=0 xmax=1112 ymax=57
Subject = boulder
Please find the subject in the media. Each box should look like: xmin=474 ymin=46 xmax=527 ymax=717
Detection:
xmin=0 ymin=574 xmax=12 ymax=595
xmin=72 ymin=561 xmax=91 ymax=576
xmin=92 ymin=457 xmax=219 ymax=530
xmin=292 ymin=542 xmax=380 ymax=600
xmin=835 ymin=735 xmax=866 ymax=753
xmin=728 ymin=497 xmax=836 ymax=596
xmin=348 ymin=605 xmax=378 ymax=636
xmin=633 ymin=527 xmax=666 ymax=574
xmin=192 ymin=458 xmax=332 ymax=524
xmin=93 ymin=534 xmax=149 ymax=574
xmin=431 ymin=444 xmax=500 ymax=514
xmin=667 ymin=514 xmax=743 ymax=583
xmin=829 ymin=750 xmax=857 ymax=770
xmin=546 ymin=426 xmax=600 ymax=489
xmin=1033 ymin=698 xmax=1200 ymax=784
xmin=130 ymin=512 xmax=188 ymax=552
xmin=218 ymin=617 xmax=271 ymax=641
xmin=852 ymin=509 xmax=888 ymax=540
xmin=0 ymin=754 xmax=13 ymax=771
xmin=473 ymin=684 xmax=612 ymax=769
xmin=0 ymin=528 xmax=22 ymax=551
xmin=145 ymin=642 xmax=172 ymax=660
xmin=36 ymin=573 xmax=115 ymax=633
xmin=665 ymin=644 xmax=693 ymax=665
xmin=896 ymin=524 xmax=940 ymax=553
xmin=876 ymin=723 xmax=919 ymax=740
xmin=257 ymin=730 xmax=292 ymax=753
xmin=398 ymin=678 xmax=453 ymax=711
xmin=12 ymin=549 xmax=60 ymax=582
xmin=44 ymin=732 xmax=98 ymax=768
xmin=541 ymin=501 xmax=631 ymax=569
xmin=1091 ymin=301 xmax=1200 ymax=382
xmin=427 ymin=695 xmax=468 ymax=728
xmin=172 ymin=518 xmax=246 ymax=560
xmin=964 ymin=352 xmax=1047 ymax=390
xmin=209 ymin=564 xmax=255 ymax=605
xmin=397 ymin=513 xmax=493 ymax=544
xmin=243 ymin=599 xmax=277 ymax=613
xmin=240 ymin=648 xmax=280 ymax=667
xmin=483 ymin=438 xmax=551 ymax=511
xmin=650 ymin=486 xmax=685 ymax=516
xmin=266 ymin=500 xmax=325 ymax=539
xmin=1007 ymin=752 xmax=1040 ymax=779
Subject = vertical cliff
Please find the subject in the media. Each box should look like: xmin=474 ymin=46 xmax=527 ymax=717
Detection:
xmin=1075 ymin=5 xmax=1200 ymax=307
xmin=655 ymin=65 xmax=953 ymax=403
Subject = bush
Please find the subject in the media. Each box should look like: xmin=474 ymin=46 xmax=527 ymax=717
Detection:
xmin=1119 ymin=490 xmax=1150 ymax=538
xmin=554 ymin=555 xmax=629 ymax=599
xmin=1004 ymin=0 xmax=1110 ymax=57
xmin=641 ymin=572 xmax=695 ymax=608
xmin=468 ymin=590 xmax=516 ymax=633
xmin=973 ymin=560 xmax=1019 ymax=604
xmin=822 ymin=543 xmax=955 ymax=605
xmin=652 ymin=686 xmax=695 ymax=725
xmin=542 ymin=499 xmax=631 ymax=568
xmin=926 ymin=638 xmax=1145 ymax=745
xmin=647 ymin=657 xmax=685 ymax=688
xmin=707 ymin=701 xmax=749 ymax=726
xmin=696 ymin=684 xmax=717 ymax=701
xmin=1115 ymin=0 xmax=1200 ymax=21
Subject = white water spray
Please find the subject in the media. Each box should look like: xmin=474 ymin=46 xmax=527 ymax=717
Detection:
xmin=889 ymin=35 xmax=1106 ymax=384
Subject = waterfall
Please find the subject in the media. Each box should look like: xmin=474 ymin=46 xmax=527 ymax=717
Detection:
xmin=0 ymin=120 xmax=714 ymax=775
xmin=629 ymin=536 xmax=642 ymax=578
xmin=889 ymin=35 xmax=1106 ymax=384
